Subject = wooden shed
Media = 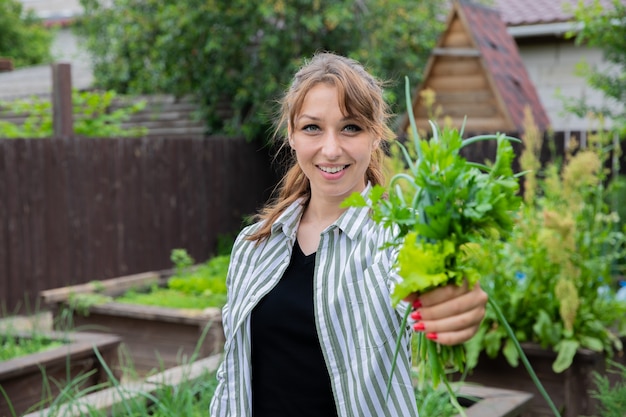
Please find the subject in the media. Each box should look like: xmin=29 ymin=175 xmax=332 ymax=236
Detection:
xmin=399 ymin=0 xmax=550 ymax=137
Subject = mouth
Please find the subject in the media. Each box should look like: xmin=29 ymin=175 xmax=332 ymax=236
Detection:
xmin=318 ymin=165 xmax=349 ymax=174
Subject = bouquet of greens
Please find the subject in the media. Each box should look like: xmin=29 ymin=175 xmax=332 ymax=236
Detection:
xmin=343 ymin=78 xmax=561 ymax=416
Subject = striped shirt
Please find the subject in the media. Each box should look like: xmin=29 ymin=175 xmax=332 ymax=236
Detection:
xmin=209 ymin=188 xmax=418 ymax=417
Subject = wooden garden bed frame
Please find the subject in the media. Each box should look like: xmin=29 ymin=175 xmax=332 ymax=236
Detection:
xmin=0 ymin=330 xmax=121 ymax=417
xmin=40 ymin=270 xmax=224 ymax=377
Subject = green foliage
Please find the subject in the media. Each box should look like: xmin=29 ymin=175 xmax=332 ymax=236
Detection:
xmin=564 ymin=0 xmax=626 ymax=135
xmin=170 ymin=248 xmax=194 ymax=277
xmin=66 ymin=292 xmax=113 ymax=317
xmin=75 ymin=0 xmax=445 ymax=140
xmin=587 ymin=361 xmax=626 ymax=417
xmin=0 ymin=0 xmax=53 ymax=67
xmin=469 ymin=114 xmax=626 ymax=374
xmin=167 ymin=255 xmax=229 ymax=298
xmin=116 ymin=250 xmax=229 ymax=309
xmin=0 ymin=332 xmax=63 ymax=361
xmin=414 ymin=383 xmax=458 ymax=417
xmin=0 ymin=90 xmax=147 ymax=138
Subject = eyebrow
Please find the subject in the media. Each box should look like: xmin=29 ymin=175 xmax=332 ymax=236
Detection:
xmin=297 ymin=114 xmax=353 ymax=122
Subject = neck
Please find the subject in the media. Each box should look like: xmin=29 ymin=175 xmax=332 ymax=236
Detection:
xmin=301 ymin=195 xmax=346 ymax=229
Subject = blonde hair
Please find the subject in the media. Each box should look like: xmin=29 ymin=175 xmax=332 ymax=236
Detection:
xmin=247 ymin=52 xmax=395 ymax=242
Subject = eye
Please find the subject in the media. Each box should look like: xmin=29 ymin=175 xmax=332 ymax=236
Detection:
xmin=343 ymin=124 xmax=362 ymax=133
xmin=302 ymin=124 xmax=320 ymax=133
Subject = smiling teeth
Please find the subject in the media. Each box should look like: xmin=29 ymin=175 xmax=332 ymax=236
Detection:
xmin=319 ymin=166 xmax=346 ymax=173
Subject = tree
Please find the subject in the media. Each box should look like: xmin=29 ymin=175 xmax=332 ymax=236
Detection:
xmin=567 ymin=0 xmax=626 ymax=135
xmin=0 ymin=0 xmax=53 ymax=67
xmin=75 ymin=0 xmax=446 ymax=141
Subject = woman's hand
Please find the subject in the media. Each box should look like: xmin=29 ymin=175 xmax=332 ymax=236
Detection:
xmin=404 ymin=281 xmax=488 ymax=346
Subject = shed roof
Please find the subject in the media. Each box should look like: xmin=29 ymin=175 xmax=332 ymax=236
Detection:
xmin=492 ymin=0 xmax=624 ymax=27
xmin=400 ymin=0 xmax=550 ymax=136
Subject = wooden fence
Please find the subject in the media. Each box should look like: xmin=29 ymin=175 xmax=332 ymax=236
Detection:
xmin=0 ymin=136 xmax=278 ymax=315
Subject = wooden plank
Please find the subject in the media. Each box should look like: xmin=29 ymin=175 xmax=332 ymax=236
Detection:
xmin=433 ymin=47 xmax=481 ymax=57
xmin=5 ymin=141 xmax=23 ymax=314
xmin=22 ymin=354 xmax=222 ymax=417
xmin=459 ymin=385 xmax=533 ymax=417
xmin=426 ymin=74 xmax=489 ymax=91
xmin=441 ymin=30 xmax=473 ymax=48
xmin=414 ymin=103 xmax=499 ymax=120
xmin=0 ymin=141 xmax=9 ymax=314
xmin=39 ymin=271 xmax=160 ymax=303
xmin=24 ymin=139 xmax=47 ymax=311
xmin=51 ymin=63 xmax=74 ymax=137
xmin=448 ymin=18 xmax=464 ymax=34
xmin=434 ymin=91 xmax=494 ymax=104
xmin=446 ymin=116 xmax=513 ymax=132
xmin=67 ymin=138 xmax=88 ymax=286
xmin=43 ymin=139 xmax=72 ymax=292
xmin=437 ymin=103 xmax=500 ymax=118
xmin=431 ymin=58 xmax=481 ymax=76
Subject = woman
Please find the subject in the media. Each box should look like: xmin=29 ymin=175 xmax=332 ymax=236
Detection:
xmin=209 ymin=52 xmax=488 ymax=417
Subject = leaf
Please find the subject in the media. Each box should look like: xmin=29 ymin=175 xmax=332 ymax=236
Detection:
xmin=340 ymin=192 xmax=367 ymax=208
xmin=553 ymin=339 xmax=580 ymax=373
xmin=391 ymin=234 xmax=456 ymax=305
xmin=483 ymin=329 xmax=504 ymax=358
xmin=579 ymin=336 xmax=604 ymax=352
xmin=502 ymin=337 xmax=520 ymax=367
xmin=464 ymin=325 xmax=487 ymax=370
xmin=533 ymin=309 xmax=560 ymax=348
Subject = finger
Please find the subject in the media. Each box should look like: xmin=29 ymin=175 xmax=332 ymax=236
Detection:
xmin=427 ymin=325 xmax=481 ymax=346
xmin=418 ymin=284 xmax=487 ymax=321
xmin=418 ymin=280 xmax=471 ymax=307
xmin=403 ymin=281 xmax=475 ymax=309
xmin=412 ymin=305 xmax=485 ymax=335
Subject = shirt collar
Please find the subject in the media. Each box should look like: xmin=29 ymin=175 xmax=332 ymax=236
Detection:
xmin=270 ymin=183 xmax=374 ymax=242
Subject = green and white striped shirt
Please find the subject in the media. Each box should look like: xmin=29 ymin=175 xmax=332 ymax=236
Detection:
xmin=210 ymin=189 xmax=418 ymax=417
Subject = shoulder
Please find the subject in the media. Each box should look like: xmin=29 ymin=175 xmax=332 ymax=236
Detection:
xmin=230 ymin=222 xmax=265 ymax=256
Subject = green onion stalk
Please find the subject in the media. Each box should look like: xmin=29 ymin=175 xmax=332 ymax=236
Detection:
xmin=342 ymin=78 xmax=561 ymax=417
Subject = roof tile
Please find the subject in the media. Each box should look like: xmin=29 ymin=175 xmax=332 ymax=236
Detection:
xmin=491 ymin=0 xmax=625 ymax=26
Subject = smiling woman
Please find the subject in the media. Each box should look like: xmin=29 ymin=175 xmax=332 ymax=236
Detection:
xmin=209 ymin=52 xmax=489 ymax=417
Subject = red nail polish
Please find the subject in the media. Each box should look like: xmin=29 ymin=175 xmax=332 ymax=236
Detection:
xmin=426 ymin=332 xmax=438 ymax=340
xmin=413 ymin=322 xmax=425 ymax=331
xmin=410 ymin=310 xmax=422 ymax=321
xmin=412 ymin=299 xmax=422 ymax=309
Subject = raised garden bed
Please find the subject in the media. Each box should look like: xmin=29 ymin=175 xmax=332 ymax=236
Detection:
xmin=24 ymin=354 xmax=532 ymax=417
xmin=456 ymin=340 xmax=626 ymax=417
xmin=0 ymin=330 xmax=121 ymax=417
xmin=40 ymin=270 xmax=224 ymax=377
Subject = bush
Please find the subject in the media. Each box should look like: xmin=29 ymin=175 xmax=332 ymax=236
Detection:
xmin=0 ymin=90 xmax=147 ymax=138
xmin=0 ymin=0 xmax=53 ymax=68
xmin=75 ymin=0 xmax=446 ymax=140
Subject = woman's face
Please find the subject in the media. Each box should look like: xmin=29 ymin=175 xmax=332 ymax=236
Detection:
xmin=289 ymin=83 xmax=378 ymax=204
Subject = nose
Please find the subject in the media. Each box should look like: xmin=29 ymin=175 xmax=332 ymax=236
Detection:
xmin=321 ymin=131 xmax=342 ymax=159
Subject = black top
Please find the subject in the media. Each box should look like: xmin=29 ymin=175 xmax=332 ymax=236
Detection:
xmin=250 ymin=240 xmax=338 ymax=417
